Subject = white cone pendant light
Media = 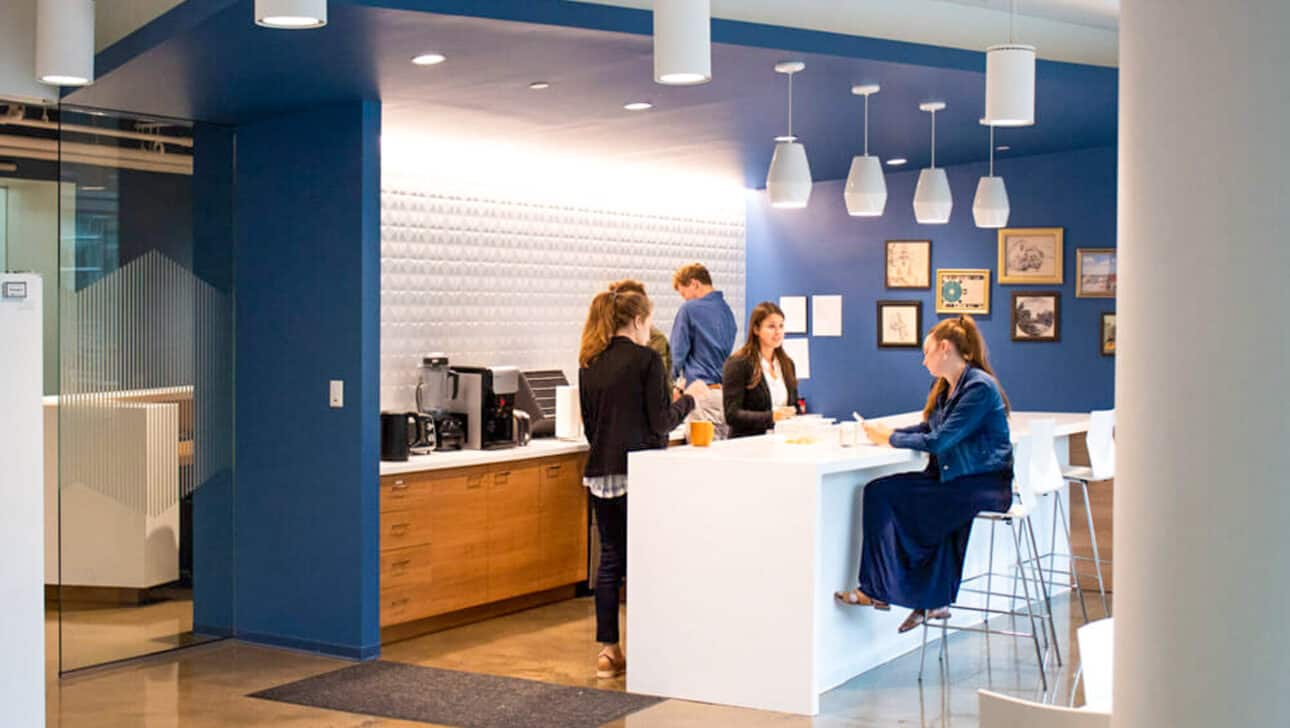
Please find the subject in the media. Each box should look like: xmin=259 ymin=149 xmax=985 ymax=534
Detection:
xmin=913 ymin=102 xmax=951 ymax=224
xmin=654 ymin=0 xmax=711 ymax=86
xmin=256 ymin=0 xmax=328 ymax=29
xmin=983 ymin=1 xmax=1035 ymax=126
xmin=973 ymin=125 xmax=1010 ymax=228
xmin=35 ymin=0 xmax=95 ymax=87
xmin=766 ymin=62 xmax=811 ymax=209
xmin=844 ymin=84 xmax=886 ymax=217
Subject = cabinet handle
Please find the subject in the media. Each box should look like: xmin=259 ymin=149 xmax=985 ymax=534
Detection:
xmin=391 ymin=559 xmax=412 ymax=571
xmin=466 ymin=476 xmax=483 ymax=489
xmin=546 ymin=465 xmax=562 ymax=477
xmin=495 ymin=471 xmax=510 ymax=484
xmin=390 ymin=597 xmax=410 ymax=608
xmin=390 ymin=523 xmax=410 ymax=535
xmin=391 ymin=479 xmax=408 ymax=492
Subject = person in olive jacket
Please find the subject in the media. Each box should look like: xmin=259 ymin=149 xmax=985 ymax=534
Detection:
xmin=722 ymin=301 xmax=800 ymax=438
xmin=578 ymin=286 xmax=707 ymax=679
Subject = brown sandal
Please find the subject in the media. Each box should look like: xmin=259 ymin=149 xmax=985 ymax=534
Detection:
xmin=833 ymin=589 xmax=890 ymax=611
xmin=897 ymin=607 xmax=951 ymax=634
xmin=596 ymin=648 xmax=625 ymax=679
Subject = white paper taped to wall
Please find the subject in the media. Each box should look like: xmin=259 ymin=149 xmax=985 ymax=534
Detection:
xmin=782 ymin=338 xmax=810 ymax=379
xmin=812 ymin=295 xmax=842 ymax=337
xmin=780 ymin=296 xmax=807 ymax=333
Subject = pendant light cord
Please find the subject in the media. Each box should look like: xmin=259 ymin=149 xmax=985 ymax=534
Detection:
xmin=1010 ymin=0 xmax=1016 ymax=43
xmin=863 ymin=93 xmax=870 ymax=156
xmin=989 ymin=124 xmax=995 ymax=176
xmin=930 ymin=109 xmax=937 ymax=169
xmin=787 ymin=72 xmax=794 ymax=139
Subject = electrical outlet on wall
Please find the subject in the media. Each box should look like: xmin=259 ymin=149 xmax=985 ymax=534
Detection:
xmin=329 ymin=380 xmax=344 ymax=408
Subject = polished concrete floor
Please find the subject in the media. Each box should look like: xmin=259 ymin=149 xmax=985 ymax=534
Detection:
xmin=47 ymin=592 xmax=1108 ymax=727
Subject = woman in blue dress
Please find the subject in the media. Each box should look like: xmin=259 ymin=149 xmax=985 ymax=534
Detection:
xmin=834 ymin=315 xmax=1013 ymax=634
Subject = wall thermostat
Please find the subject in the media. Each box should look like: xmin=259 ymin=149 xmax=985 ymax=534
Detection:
xmin=1 ymin=281 xmax=28 ymax=299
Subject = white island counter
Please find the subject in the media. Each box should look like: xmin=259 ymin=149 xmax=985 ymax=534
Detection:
xmin=625 ymin=412 xmax=1088 ymax=715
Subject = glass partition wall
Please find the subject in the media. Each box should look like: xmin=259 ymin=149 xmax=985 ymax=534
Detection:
xmin=1 ymin=97 xmax=235 ymax=672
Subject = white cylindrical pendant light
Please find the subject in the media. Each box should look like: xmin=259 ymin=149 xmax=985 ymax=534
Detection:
xmin=654 ymin=0 xmax=711 ymax=85
xmin=256 ymin=0 xmax=328 ymax=29
xmin=844 ymin=84 xmax=886 ymax=217
xmin=767 ymin=141 xmax=812 ymax=208
xmin=36 ymin=0 xmax=95 ymax=87
xmin=767 ymin=61 xmax=811 ymax=209
xmin=913 ymin=101 xmax=951 ymax=224
xmin=973 ymin=124 xmax=1010 ymax=227
xmin=984 ymin=43 xmax=1036 ymax=126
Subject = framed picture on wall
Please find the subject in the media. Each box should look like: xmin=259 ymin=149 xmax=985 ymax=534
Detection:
xmin=1011 ymin=291 xmax=1061 ymax=342
xmin=998 ymin=227 xmax=1064 ymax=284
xmin=935 ymin=269 xmax=991 ymax=314
xmin=1101 ymin=312 xmax=1116 ymax=356
xmin=1077 ymin=248 xmax=1118 ymax=298
xmin=885 ymin=240 xmax=931 ymax=289
xmin=876 ymin=300 xmax=922 ymax=348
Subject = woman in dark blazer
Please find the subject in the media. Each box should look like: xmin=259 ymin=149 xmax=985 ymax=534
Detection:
xmin=578 ymin=287 xmax=708 ymax=679
xmin=722 ymin=301 xmax=799 ymax=438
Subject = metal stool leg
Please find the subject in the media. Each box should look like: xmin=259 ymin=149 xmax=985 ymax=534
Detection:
xmin=1025 ymin=517 xmax=1062 ymax=668
xmin=985 ymin=519 xmax=996 ymax=635
xmin=1054 ymin=494 xmax=1088 ymax=623
xmin=1078 ymin=480 xmax=1110 ymax=615
xmin=1012 ymin=519 xmax=1049 ymax=693
xmin=918 ymin=620 xmax=930 ymax=681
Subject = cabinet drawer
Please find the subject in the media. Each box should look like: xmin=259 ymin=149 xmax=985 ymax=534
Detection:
xmin=380 ymin=509 xmax=432 ymax=550
xmin=380 ymin=582 xmax=437 ymax=626
xmin=381 ymin=473 xmax=433 ymax=513
xmin=380 ymin=543 xmax=434 ymax=591
xmin=539 ymin=456 xmax=582 ymax=489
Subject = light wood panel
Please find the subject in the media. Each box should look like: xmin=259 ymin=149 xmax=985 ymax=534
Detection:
xmin=539 ymin=456 xmax=589 ymax=590
xmin=1068 ymin=434 xmax=1114 ymax=593
xmin=486 ymin=465 xmax=543 ymax=600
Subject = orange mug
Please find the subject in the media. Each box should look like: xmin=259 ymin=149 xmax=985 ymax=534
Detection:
xmin=689 ymin=420 xmax=715 ymax=447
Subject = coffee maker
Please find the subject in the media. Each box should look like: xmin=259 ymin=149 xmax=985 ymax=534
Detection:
xmin=448 ymin=365 xmax=517 ymax=450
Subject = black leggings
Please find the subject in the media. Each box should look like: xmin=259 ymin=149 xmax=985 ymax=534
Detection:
xmin=590 ymin=493 xmax=627 ymax=644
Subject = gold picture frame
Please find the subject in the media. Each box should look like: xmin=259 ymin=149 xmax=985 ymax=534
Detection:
xmin=998 ymin=227 xmax=1064 ymax=285
xmin=1076 ymin=248 xmax=1117 ymax=298
xmin=935 ymin=268 xmax=991 ymax=315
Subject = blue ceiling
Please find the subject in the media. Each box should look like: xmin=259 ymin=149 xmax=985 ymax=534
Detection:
xmin=67 ymin=0 xmax=1118 ymax=187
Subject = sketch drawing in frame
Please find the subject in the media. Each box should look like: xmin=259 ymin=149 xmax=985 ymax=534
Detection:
xmin=1101 ymin=312 xmax=1116 ymax=356
xmin=998 ymin=227 xmax=1064 ymax=285
xmin=877 ymin=301 xmax=922 ymax=348
xmin=885 ymin=240 xmax=931 ymax=289
xmin=936 ymin=269 xmax=991 ymax=315
xmin=1077 ymin=248 xmax=1117 ymax=298
xmin=1011 ymin=291 xmax=1061 ymax=342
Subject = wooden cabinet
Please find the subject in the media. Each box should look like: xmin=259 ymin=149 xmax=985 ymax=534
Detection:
xmin=379 ymin=453 xmax=587 ymax=630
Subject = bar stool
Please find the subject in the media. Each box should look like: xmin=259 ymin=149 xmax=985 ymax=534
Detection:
xmin=1028 ymin=418 xmax=1091 ymax=623
xmin=918 ymin=436 xmax=1059 ymax=693
xmin=1061 ymin=409 xmax=1115 ymax=616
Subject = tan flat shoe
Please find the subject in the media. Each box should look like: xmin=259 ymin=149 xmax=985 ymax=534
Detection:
xmin=897 ymin=607 xmax=952 ymax=634
xmin=596 ymin=649 xmax=626 ymax=679
xmin=833 ymin=588 xmax=891 ymax=611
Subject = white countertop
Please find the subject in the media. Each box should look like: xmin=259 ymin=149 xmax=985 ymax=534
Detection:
xmin=631 ymin=411 xmax=1091 ymax=476
xmin=379 ymin=438 xmax=589 ymax=476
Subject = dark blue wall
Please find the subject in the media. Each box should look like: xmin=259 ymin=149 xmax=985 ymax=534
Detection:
xmin=232 ymin=101 xmax=382 ymax=659
xmin=747 ymin=146 xmax=1116 ymax=419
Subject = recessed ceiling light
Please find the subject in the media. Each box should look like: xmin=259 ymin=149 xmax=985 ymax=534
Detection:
xmin=886 ymin=158 xmax=908 ymax=166
xmin=411 ymin=53 xmax=446 ymax=66
xmin=82 ymin=185 xmax=106 ymax=192
xmin=529 ymin=81 xmax=550 ymax=90
xmin=996 ymin=145 xmax=1011 ymax=151
xmin=624 ymin=102 xmax=653 ymax=111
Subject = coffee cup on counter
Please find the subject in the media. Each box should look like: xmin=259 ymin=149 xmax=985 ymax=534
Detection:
xmin=689 ymin=420 xmax=715 ymax=447
xmin=839 ymin=421 xmax=857 ymax=447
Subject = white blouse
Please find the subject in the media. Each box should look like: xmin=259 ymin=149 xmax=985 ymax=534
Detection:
xmin=761 ymin=356 xmax=790 ymax=409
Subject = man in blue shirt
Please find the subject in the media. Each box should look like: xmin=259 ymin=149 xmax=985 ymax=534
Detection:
xmin=670 ymin=263 xmax=737 ymax=426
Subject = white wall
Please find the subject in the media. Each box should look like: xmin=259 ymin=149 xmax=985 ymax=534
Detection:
xmin=0 ymin=0 xmax=57 ymax=103
xmin=96 ymin=0 xmax=186 ymax=51
xmin=380 ymin=133 xmax=747 ymax=411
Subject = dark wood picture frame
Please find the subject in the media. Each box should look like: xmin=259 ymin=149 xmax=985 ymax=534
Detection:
xmin=885 ymin=240 xmax=932 ymax=289
xmin=876 ymin=300 xmax=923 ymax=348
xmin=1101 ymin=312 xmax=1116 ymax=356
xmin=1011 ymin=291 xmax=1061 ymax=342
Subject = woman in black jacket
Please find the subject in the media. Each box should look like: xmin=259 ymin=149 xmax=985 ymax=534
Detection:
xmin=578 ymin=287 xmax=707 ymax=679
xmin=722 ymin=301 xmax=800 ymax=438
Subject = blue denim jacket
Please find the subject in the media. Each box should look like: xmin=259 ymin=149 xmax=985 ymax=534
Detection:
xmin=889 ymin=366 xmax=1013 ymax=482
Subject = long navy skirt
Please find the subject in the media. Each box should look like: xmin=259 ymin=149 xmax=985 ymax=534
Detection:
xmin=857 ymin=467 xmax=1013 ymax=610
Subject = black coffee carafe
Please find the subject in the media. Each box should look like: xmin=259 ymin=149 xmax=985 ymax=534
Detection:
xmin=380 ymin=412 xmax=417 ymax=461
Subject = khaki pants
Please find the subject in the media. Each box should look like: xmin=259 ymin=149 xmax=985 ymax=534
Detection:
xmin=685 ymin=385 xmax=726 ymax=429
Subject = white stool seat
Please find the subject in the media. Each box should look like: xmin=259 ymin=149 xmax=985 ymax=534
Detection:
xmin=1062 ymin=465 xmax=1101 ymax=482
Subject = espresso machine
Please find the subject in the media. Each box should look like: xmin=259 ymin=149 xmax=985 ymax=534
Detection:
xmin=448 ymin=365 xmax=518 ymax=450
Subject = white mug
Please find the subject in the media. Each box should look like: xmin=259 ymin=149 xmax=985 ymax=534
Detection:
xmin=839 ymin=421 xmax=857 ymax=447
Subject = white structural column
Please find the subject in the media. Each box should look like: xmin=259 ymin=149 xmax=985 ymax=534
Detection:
xmin=1116 ymin=2 xmax=1290 ymax=727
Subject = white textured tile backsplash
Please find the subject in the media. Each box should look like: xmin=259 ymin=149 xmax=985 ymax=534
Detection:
xmin=380 ymin=185 xmax=746 ymax=411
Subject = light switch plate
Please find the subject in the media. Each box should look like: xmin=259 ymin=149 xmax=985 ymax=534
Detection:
xmin=329 ymin=380 xmax=344 ymax=408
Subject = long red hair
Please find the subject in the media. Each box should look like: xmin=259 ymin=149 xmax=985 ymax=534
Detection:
xmin=923 ymin=315 xmax=1010 ymax=419
xmin=578 ymin=289 xmax=652 ymax=367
